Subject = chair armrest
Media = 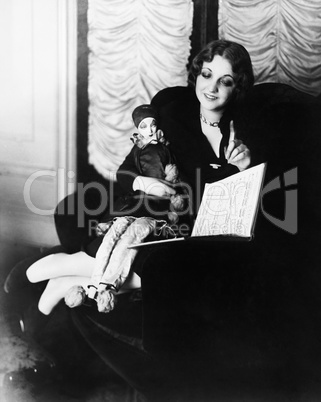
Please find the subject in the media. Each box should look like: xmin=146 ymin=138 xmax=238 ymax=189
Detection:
xmin=139 ymin=242 xmax=247 ymax=357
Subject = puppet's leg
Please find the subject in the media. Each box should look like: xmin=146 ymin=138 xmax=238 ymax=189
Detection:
xmin=98 ymin=217 xmax=156 ymax=291
xmin=26 ymin=252 xmax=95 ymax=283
xmin=88 ymin=216 xmax=135 ymax=299
xmin=96 ymin=218 xmax=156 ymax=313
xmin=38 ymin=276 xmax=91 ymax=315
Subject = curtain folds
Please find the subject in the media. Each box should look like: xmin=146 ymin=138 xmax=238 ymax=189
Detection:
xmin=219 ymin=0 xmax=321 ymax=97
xmin=88 ymin=0 xmax=193 ymax=180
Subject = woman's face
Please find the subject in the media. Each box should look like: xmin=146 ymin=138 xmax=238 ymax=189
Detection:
xmin=195 ymin=55 xmax=236 ymax=114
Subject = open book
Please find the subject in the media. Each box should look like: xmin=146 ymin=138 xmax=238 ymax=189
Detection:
xmin=128 ymin=162 xmax=266 ymax=248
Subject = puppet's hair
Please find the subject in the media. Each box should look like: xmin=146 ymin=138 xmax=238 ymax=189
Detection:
xmin=132 ymin=104 xmax=158 ymax=128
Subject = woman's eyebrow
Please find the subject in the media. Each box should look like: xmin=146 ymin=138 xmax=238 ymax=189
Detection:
xmin=221 ymin=74 xmax=234 ymax=79
xmin=201 ymin=68 xmax=234 ymax=79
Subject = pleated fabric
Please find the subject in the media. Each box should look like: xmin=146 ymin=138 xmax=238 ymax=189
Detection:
xmin=88 ymin=0 xmax=193 ymax=180
xmin=219 ymin=0 xmax=321 ymax=97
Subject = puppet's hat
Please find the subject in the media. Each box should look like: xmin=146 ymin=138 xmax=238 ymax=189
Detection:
xmin=132 ymin=104 xmax=158 ymax=128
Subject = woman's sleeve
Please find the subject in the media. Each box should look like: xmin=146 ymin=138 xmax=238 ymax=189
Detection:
xmin=116 ymin=147 xmax=139 ymax=193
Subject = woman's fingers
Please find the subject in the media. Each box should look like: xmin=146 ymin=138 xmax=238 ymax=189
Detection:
xmin=222 ymin=120 xmax=251 ymax=171
xmin=227 ymin=145 xmax=251 ymax=171
xmin=228 ymin=143 xmax=247 ymax=162
xmin=225 ymin=139 xmax=243 ymax=160
xmin=228 ymin=120 xmax=235 ymax=143
xmin=225 ymin=120 xmax=242 ymax=160
xmin=230 ymin=149 xmax=249 ymax=163
xmin=224 ymin=120 xmax=250 ymax=170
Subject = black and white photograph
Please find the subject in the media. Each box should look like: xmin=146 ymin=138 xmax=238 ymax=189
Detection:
xmin=0 ymin=1 xmax=320 ymax=401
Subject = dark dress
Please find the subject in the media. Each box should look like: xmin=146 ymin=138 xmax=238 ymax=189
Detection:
xmin=85 ymin=87 xmax=243 ymax=257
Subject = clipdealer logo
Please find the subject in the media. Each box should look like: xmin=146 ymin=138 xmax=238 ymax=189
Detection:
xmin=23 ymin=167 xmax=298 ymax=235
xmin=260 ymin=167 xmax=298 ymax=234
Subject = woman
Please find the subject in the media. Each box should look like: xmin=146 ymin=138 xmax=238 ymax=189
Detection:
xmin=117 ymin=39 xmax=254 ymax=224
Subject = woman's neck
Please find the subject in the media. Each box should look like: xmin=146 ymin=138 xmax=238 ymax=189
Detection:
xmin=200 ymin=107 xmax=224 ymax=125
xmin=200 ymin=107 xmax=224 ymax=158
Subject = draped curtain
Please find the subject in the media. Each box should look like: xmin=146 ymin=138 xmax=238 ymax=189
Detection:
xmin=87 ymin=0 xmax=193 ymax=180
xmin=219 ymin=0 xmax=321 ymax=97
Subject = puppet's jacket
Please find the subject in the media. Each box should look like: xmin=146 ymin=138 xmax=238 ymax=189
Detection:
xmin=133 ymin=141 xmax=174 ymax=179
xmin=99 ymin=142 xmax=187 ymax=224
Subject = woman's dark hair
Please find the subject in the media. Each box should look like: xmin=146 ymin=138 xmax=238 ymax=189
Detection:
xmin=189 ymin=40 xmax=254 ymax=102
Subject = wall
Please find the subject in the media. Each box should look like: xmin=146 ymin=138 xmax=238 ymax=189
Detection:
xmin=0 ymin=0 xmax=77 ymax=247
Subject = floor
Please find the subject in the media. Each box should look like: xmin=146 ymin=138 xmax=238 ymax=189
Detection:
xmin=0 ymin=241 xmax=142 ymax=402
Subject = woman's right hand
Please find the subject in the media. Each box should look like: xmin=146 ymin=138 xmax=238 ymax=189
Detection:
xmin=133 ymin=176 xmax=176 ymax=197
xmin=225 ymin=121 xmax=251 ymax=171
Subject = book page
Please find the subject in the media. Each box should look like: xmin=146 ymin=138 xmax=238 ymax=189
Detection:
xmin=191 ymin=163 xmax=266 ymax=238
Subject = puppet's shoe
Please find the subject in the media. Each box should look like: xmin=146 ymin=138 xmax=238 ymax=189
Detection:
xmin=96 ymin=289 xmax=117 ymax=313
xmin=64 ymin=285 xmax=86 ymax=308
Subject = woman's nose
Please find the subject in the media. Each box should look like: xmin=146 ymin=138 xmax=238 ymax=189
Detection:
xmin=209 ymin=79 xmax=218 ymax=93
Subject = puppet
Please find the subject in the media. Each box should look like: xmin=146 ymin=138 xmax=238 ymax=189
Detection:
xmin=113 ymin=103 xmax=186 ymax=223
xmin=64 ymin=104 xmax=186 ymax=313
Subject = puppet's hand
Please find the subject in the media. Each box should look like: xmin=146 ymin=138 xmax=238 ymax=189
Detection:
xmin=130 ymin=132 xmax=148 ymax=148
xmin=170 ymin=194 xmax=185 ymax=211
xmin=96 ymin=221 xmax=113 ymax=237
xmin=165 ymin=164 xmax=179 ymax=183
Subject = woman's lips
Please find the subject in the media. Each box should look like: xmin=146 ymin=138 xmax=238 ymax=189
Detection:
xmin=204 ymin=93 xmax=218 ymax=100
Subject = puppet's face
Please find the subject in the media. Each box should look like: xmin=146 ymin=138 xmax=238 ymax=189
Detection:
xmin=196 ymin=55 xmax=236 ymax=113
xmin=137 ymin=117 xmax=158 ymax=142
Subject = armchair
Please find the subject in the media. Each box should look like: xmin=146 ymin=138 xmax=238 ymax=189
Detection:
xmin=52 ymin=82 xmax=321 ymax=400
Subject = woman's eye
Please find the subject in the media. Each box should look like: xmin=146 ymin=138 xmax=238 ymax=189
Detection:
xmin=201 ymin=71 xmax=211 ymax=79
xmin=139 ymin=123 xmax=146 ymax=129
xmin=219 ymin=78 xmax=234 ymax=86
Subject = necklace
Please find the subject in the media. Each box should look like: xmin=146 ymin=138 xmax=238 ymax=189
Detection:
xmin=200 ymin=113 xmax=220 ymax=127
